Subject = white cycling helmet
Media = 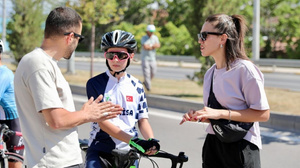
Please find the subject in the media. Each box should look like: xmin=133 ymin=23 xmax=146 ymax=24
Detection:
xmin=101 ymin=30 xmax=137 ymax=76
xmin=0 ymin=40 xmax=3 ymax=53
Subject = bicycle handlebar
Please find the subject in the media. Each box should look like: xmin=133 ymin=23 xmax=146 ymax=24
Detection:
xmin=79 ymin=139 xmax=188 ymax=168
xmin=0 ymin=124 xmax=24 ymax=150
xmin=147 ymin=151 xmax=188 ymax=163
xmin=111 ymin=148 xmax=188 ymax=168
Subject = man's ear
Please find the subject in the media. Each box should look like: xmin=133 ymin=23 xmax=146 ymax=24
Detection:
xmin=65 ymin=33 xmax=73 ymax=44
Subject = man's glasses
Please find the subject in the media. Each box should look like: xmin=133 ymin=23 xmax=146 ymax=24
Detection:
xmin=104 ymin=51 xmax=130 ymax=61
xmin=64 ymin=32 xmax=85 ymax=43
xmin=197 ymin=32 xmax=223 ymax=41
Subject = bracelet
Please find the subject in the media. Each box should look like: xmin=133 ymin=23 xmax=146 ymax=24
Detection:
xmin=228 ymin=109 xmax=231 ymax=121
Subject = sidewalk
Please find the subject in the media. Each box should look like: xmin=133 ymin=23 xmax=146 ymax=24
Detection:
xmin=70 ymin=85 xmax=300 ymax=134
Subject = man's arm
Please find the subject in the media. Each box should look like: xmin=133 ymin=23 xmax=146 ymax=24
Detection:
xmin=42 ymin=95 xmax=122 ymax=130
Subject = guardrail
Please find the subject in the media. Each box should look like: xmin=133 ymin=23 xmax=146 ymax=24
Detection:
xmin=253 ymin=58 xmax=300 ymax=68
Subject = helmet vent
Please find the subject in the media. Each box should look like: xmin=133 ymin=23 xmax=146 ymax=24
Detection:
xmin=112 ymin=30 xmax=121 ymax=45
xmin=101 ymin=30 xmax=137 ymax=52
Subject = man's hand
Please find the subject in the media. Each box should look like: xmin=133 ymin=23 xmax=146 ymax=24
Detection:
xmin=81 ymin=94 xmax=123 ymax=122
xmin=129 ymin=137 xmax=160 ymax=155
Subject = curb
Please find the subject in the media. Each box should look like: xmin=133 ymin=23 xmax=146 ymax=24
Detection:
xmin=70 ymin=85 xmax=300 ymax=133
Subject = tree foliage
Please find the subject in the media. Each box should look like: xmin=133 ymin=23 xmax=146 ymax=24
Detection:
xmin=5 ymin=0 xmax=300 ymax=70
xmin=116 ymin=0 xmax=155 ymax=25
xmin=159 ymin=22 xmax=193 ymax=55
xmin=67 ymin=0 xmax=125 ymax=77
xmin=259 ymin=0 xmax=300 ymax=58
xmin=6 ymin=0 xmax=44 ymax=63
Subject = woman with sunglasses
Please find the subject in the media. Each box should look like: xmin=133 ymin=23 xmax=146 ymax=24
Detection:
xmin=85 ymin=30 xmax=160 ymax=168
xmin=180 ymin=14 xmax=270 ymax=168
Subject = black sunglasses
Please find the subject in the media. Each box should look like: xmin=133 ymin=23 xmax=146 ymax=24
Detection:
xmin=64 ymin=32 xmax=85 ymax=43
xmin=104 ymin=51 xmax=130 ymax=61
xmin=197 ymin=32 xmax=223 ymax=41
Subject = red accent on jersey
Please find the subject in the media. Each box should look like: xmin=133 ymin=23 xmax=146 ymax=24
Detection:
xmin=126 ymin=96 xmax=133 ymax=102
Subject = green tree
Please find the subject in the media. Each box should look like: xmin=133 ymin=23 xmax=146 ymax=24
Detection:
xmin=68 ymin=0 xmax=124 ymax=77
xmin=6 ymin=0 xmax=44 ymax=63
xmin=159 ymin=22 xmax=193 ymax=55
xmin=116 ymin=0 xmax=155 ymax=25
xmin=165 ymin=0 xmax=190 ymax=27
xmin=260 ymin=0 xmax=300 ymax=58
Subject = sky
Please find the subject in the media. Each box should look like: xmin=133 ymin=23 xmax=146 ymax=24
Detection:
xmin=0 ymin=0 xmax=13 ymax=50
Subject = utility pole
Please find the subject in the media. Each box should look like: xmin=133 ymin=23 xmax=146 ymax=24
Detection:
xmin=2 ymin=0 xmax=7 ymax=48
xmin=64 ymin=1 xmax=76 ymax=75
xmin=252 ymin=0 xmax=260 ymax=61
xmin=66 ymin=51 xmax=76 ymax=74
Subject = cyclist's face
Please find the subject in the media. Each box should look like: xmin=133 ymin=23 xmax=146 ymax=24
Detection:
xmin=106 ymin=47 xmax=133 ymax=72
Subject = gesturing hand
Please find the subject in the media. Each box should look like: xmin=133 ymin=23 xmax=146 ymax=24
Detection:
xmin=179 ymin=108 xmax=210 ymax=125
xmin=81 ymin=94 xmax=123 ymax=122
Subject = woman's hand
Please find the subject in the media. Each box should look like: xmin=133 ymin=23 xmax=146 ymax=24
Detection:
xmin=179 ymin=107 xmax=222 ymax=125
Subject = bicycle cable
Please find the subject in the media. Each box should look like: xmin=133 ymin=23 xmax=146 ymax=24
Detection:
xmin=138 ymin=150 xmax=171 ymax=168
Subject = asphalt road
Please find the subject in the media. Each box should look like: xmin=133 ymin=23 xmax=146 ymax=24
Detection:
xmin=74 ymin=95 xmax=300 ymax=168
xmin=3 ymin=57 xmax=300 ymax=91
xmin=57 ymin=59 xmax=300 ymax=92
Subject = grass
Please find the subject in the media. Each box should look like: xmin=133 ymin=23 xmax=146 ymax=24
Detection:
xmin=5 ymin=62 xmax=300 ymax=116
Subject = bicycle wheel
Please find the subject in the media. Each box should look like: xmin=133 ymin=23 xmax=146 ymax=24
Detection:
xmin=0 ymin=152 xmax=24 ymax=168
xmin=6 ymin=152 xmax=23 ymax=162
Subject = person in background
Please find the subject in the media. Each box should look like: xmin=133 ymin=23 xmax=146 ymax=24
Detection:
xmin=141 ymin=24 xmax=160 ymax=91
xmin=14 ymin=7 xmax=122 ymax=168
xmin=0 ymin=40 xmax=23 ymax=168
xmin=85 ymin=30 xmax=160 ymax=168
xmin=180 ymin=14 xmax=270 ymax=168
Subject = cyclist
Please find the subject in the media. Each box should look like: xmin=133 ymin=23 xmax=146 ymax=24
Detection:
xmin=85 ymin=30 xmax=160 ymax=168
xmin=0 ymin=40 xmax=23 ymax=168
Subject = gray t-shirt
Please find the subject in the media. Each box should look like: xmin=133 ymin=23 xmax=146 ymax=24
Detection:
xmin=203 ymin=59 xmax=269 ymax=149
xmin=141 ymin=34 xmax=160 ymax=61
xmin=14 ymin=48 xmax=82 ymax=167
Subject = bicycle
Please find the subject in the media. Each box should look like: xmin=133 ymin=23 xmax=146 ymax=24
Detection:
xmin=0 ymin=124 xmax=24 ymax=168
xmin=79 ymin=139 xmax=188 ymax=168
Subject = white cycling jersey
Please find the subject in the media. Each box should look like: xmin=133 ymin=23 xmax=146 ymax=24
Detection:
xmin=86 ymin=70 xmax=149 ymax=152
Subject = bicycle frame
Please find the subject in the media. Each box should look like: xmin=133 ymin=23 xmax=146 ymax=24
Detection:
xmin=79 ymin=139 xmax=188 ymax=168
